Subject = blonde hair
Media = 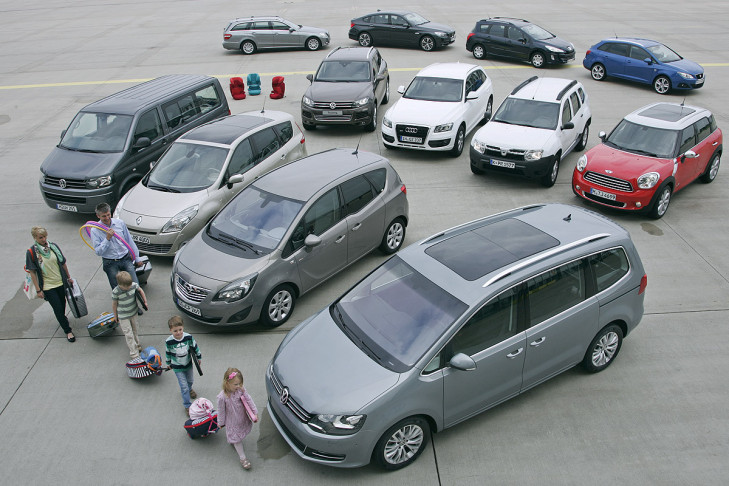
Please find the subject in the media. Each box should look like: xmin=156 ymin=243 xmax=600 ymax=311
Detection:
xmin=116 ymin=271 xmax=133 ymax=287
xmin=168 ymin=315 xmax=184 ymax=330
xmin=31 ymin=226 xmax=48 ymax=238
xmin=222 ymin=367 xmax=244 ymax=396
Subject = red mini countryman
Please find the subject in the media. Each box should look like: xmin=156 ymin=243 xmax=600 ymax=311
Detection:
xmin=572 ymin=102 xmax=722 ymax=218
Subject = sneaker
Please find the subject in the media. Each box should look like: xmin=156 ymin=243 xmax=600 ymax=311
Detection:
xmin=190 ymin=389 xmax=197 ymax=399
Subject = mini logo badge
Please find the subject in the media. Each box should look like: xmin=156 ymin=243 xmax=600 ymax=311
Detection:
xmin=605 ymin=169 xmax=613 ymax=174
xmin=281 ymin=387 xmax=290 ymax=406
xmin=59 ymin=179 xmax=67 ymax=189
xmin=136 ymin=216 xmax=142 ymax=225
xmin=329 ymin=102 xmax=337 ymax=110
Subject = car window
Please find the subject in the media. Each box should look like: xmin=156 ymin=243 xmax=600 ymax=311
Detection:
xmin=391 ymin=15 xmax=408 ymax=27
xmin=194 ymin=85 xmax=222 ymax=115
xmin=59 ymin=112 xmax=133 ymax=153
xmin=163 ymin=94 xmax=200 ymax=130
xmin=371 ymin=14 xmax=389 ymax=24
xmin=316 ymin=60 xmax=371 ymax=82
xmin=606 ymin=119 xmax=678 ymax=158
xmin=561 ymin=99 xmax=573 ymax=124
xmin=646 ymin=43 xmax=682 ymax=63
xmin=227 ymin=138 xmax=255 ymax=175
xmin=569 ymin=92 xmax=581 ymax=113
xmin=249 ymin=127 xmax=281 ymax=164
xmin=695 ymin=117 xmax=712 ymax=144
xmin=678 ymin=126 xmax=696 ymax=155
xmin=494 ymin=98 xmax=560 ymax=130
xmin=133 ymin=109 xmax=162 ymax=145
xmin=364 ymin=168 xmax=387 ymax=193
xmin=507 ymin=26 xmax=523 ymax=41
xmin=629 ymin=45 xmax=650 ymax=61
xmin=252 ymin=21 xmax=271 ymax=30
xmin=478 ymin=23 xmax=489 ymax=34
xmin=287 ymin=188 xmax=341 ymax=253
xmin=451 ymin=287 xmax=520 ymax=357
xmin=527 ymin=260 xmax=585 ymax=327
xmin=488 ymin=24 xmax=506 ymax=37
xmin=232 ymin=22 xmax=251 ymax=31
xmin=589 ymin=248 xmax=629 ymax=293
xmin=709 ymin=114 xmax=717 ymax=132
xmin=578 ymin=87 xmax=586 ymax=103
xmin=405 ymin=76 xmax=463 ymax=102
xmin=602 ymin=43 xmax=628 ymax=57
xmin=270 ymin=22 xmax=289 ymax=30
xmin=275 ymin=120 xmax=294 ymax=144
xmin=148 ymin=142 xmax=228 ymax=192
xmin=521 ymin=23 xmax=553 ymax=40
xmin=340 ymin=175 xmax=375 ymax=217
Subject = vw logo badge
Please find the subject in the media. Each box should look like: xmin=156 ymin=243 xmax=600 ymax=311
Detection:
xmin=136 ymin=216 xmax=142 ymax=225
xmin=329 ymin=102 xmax=337 ymax=110
xmin=59 ymin=179 xmax=67 ymax=189
xmin=605 ymin=169 xmax=613 ymax=174
xmin=280 ymin=387 xmax=290 ymax=406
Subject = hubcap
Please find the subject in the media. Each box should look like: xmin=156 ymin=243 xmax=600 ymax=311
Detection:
xmin=532 ymin=54 xmax=543 ymax=67
xmin=360 ymin=34 xmax=370 ymax=46
xmin=268 ymin=290 xmax=292 ymax=322
xmin=657 ymin=188 xmax=671 ymax=215
xmin=709 ymin=156 xmax=720 ymax=179
xmin=591 ymin=331 xmax=619 ymax=367
xmin=384 ymin=424 xmax=424 ymax=465
xmin=485 ymin=99 xmax=492 ymax=120
xmin=243 ymin=43 xmax=253 ymax=54
xmin=550 ymin=161 xmax=559 ymax=182
xmin=308 ymin=39 xmax=318 ymax=50
xmin=592 ymin=65 xmax=604 ymax=79
xmin=387 ymin=222 xmax=403 ymax=250
xmin=422 ymin=37 xmax=433 ymax=51
xmin=655 ymin=78 xmax=670 ymax=94
xmin=474 ymin=46 xmax=484 ymax=58
xmin=581 ymin=126 xmax=589 ymax=144
xmin=456 ymin=129 xmax=464 ymax=152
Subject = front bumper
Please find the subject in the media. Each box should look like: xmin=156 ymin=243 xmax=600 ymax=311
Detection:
xmin=670 ymin=74 xmax=705 ymax=90
xmin=301 ymin=103 xmax=375 ymax=127
xmin=470 ymin=147 xmax=557 ymax=180
xmin=547 ymin=51 xmax=575 ymax=64
xmin=572 ymin=170 xmax=655 ymax=212
xmin=381 ymin=122 xmax=454 ymax=151
xmin=40 ymin=181 xmax=115 ymax=214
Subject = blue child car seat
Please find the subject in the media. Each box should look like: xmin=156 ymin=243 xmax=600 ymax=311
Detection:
xmin=247 ymin=73 xmax=261 ymax=95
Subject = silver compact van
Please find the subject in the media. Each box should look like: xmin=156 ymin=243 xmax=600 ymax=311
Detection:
xmin=266 ymin=203 xmax=647 ymax=469
xmin=39 ymin=75 xmax=229 ymax=213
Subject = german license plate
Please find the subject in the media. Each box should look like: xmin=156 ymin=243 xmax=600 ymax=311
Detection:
xmin=400 ymin=135 xmax=423 ymax=143
xmin=591 ymin=188 xmax=617 ymax=201
xmin=490 ymin=159 xmax=515 ymax=169
xmin=132 ymin=234 xmax=150 ymax=244
xmin=177 ymin=299 xmax=201 ymax=316
xmin=322 ymin=110 xmax=342 ymax=115
xmin=56 ymin=204 xmax=78 ymax=212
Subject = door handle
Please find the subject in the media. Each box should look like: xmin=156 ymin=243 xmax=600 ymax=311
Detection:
xmin=280 ymin=154 xmax=286 ymax=159
xmin=351 ymin=223 xmax=362 ymax=231
xmin=713 ymin=142 xmax=719 ymax=146
xmin=506 ymin=348 xmax=523 ymax=359
xmin=530 ymin=337 xmax=546 ymax=347
xmin=335 ymin=235 xmax=346 ymax=243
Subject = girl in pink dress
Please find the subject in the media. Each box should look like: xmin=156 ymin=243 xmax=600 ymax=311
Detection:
xmin=217 ymin=367 xmax=258 ymax=470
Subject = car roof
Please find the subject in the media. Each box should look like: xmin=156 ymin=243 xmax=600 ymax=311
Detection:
xmin=479 ymin=17 xmax=531 ymax=26
xmin=624 ymin=102 xmax=710 ymax=129
xmin=510 ymin=76 xmax=579 ymax=103
xmin=230 ymin=16 xmax=285 ymax=23
xmin=359 ymin=10 xmax=416 ymax=17
xmin=325 ymin=46 xmax=373 ymax=61
xmin=600 ymin=37 xmax=661 ymax=48
xmin=398 ymin=204 xmax=630 ymax=306
xmin=254 ymin=148 xmax=387 ymax=201
xmin=180 ymin=111 xmax=291 ymax=146
xmin=416 ymin=62 xmax=480 ymax=79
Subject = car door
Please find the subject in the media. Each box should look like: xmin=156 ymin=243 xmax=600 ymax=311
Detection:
xmin=463 ymin=70 xmax=488 ymax=131
xmin=121 ymin=108 xmax=167 ymax=193
xmin=505 ymin=26 xmax=530 ymax=61
xmin=690 ymin=117 xmax=717 ymax=180
xmin=340 ymin=173 xmax=385 ymax=261
xmin=442 ymin=287 xmax=527 ymax=427
xmin=250 ymin=21 xmax=275 ymax=49
xmin=270 ymin=21 xmax=295 ymax=48
xmin=568 ymin=91 xmax=587 ymax=142
xmin=522 ymin=259 xmax=599 ymax=391
xmin=483 ymin=23 xmax=508 ymax=57
xmin=674 ymin=125 xmax=698 ymax=190
xmin=624 ymin=45 xmax=654 ymax=83
xmin=372 ymin=50 xmax=388 ymax=103
xmin=599 ymin=43 xmax=628 ymax=78
xmin=558 ymin=97 xmax=578 ymax=156
xmin=388 ymin=14 xmax=414 ymax=47
xmin=368 ymin=13 xmax=392 ymax=45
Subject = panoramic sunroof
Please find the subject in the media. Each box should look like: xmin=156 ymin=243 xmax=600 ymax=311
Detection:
xmin=639 ymin=104 xmax=695 ymax=122
xmin=425 ymin=218 xmax=560 ymax=281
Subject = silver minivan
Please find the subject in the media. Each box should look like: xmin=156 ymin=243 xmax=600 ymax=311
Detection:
xmin=115 ymin=111 xmax=306 ymax=256
xmin=171 ymin=148 xmax=409 ymax=326
xmin=266 ymin=203 xmax=647 ymax=469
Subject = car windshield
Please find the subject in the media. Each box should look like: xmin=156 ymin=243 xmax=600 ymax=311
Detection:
xmin=606 ymin=119 xmax=679 ymax=158
xmin=493 ymin=98 xmax=560 ymax=130
xmin=522 ymin=23 xmax=554 ymax=40
xmin=402 ymin=12 xmax=428 ymax=25
xmin=404 ymin=76 xmax=463 ymax=102
xmin=315 ymin=61 xmax=371 ymax=82
xmin=208 ymin=185 xmax=304 ymax=252
xmin=333 ymin=256 xmax=468 ymax=373
xmin=647 ymin=43 xmax=682 ymax=63
xmin=59 ymin=112 xmax=133 ymax=153
xmin=146 ymin=142 xmax=229 ymax=193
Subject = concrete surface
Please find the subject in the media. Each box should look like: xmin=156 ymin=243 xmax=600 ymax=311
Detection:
xmin=1 ymin=0 xmax=728 ymax=484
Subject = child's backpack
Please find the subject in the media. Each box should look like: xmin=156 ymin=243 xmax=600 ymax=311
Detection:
xmin=184 ymin=398 xmax=219 ymax=439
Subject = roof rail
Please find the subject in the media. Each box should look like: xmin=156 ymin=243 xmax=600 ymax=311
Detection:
xmin=511 ymin=76 xmax=539 ymax=95
xmin=492 ymin=16 xmax=529 ymax=23
xmin=556 ymin=80 xmax=578 ymax=101
xmin=326 ymin=46 xmax=342 ymax=58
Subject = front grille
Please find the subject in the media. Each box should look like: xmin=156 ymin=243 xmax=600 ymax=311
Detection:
xmin=136 ymin=242 xmax=173 ymax=254
xmin=43 ymin=192 xmax=87 ymax=204
xmin=312 ymin=101 xmax=355 ymax=109
xmin=584 ymin=171 xmax=633 ymax=192
xmin=43 ymin=176 xmax=86 ymax=189
xmin=395 ymin=124 xmax=429 ymax=144
xmin=315 ymin=114 xmax=353 ymax=122
xmin=269 ymin=403 xmax=346 ymax=462
xmin=484 ymin=145 xmax=526 ymax=161
xmin=270 ymin=369 xmax=312 ymax=422
xmin=174 ymin=274 xmax=209 ymax=303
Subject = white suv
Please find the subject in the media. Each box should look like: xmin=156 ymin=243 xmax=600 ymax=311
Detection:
xmin=470 ymin=76 xmax=591 ymax=186
xmin=382 ymin=63 xmax=493 ymax=157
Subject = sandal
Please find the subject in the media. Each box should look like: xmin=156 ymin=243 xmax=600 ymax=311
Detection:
xmin=67 ymin=333 xmax=76 ymax=343
xmin=240 ymin=458 xmax=251 ymax=470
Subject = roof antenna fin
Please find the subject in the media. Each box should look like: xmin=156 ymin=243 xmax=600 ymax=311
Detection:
xmin=563 ymin=213 xmax=572 ymax=222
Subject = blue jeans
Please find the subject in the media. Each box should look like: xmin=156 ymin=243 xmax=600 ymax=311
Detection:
xmin=102 ymin=255 xmax=139 ymax=289
xmin=175 ymin=367 xmax=194 ymax=408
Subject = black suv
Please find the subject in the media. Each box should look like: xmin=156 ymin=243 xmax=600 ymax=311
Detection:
xmin=466 ymin=18 xmax=574 ymax=68
xmin=349 ymin=10 xmax=455 ymax=51
xmin=301 ymin=47 xmax=389 ymax=132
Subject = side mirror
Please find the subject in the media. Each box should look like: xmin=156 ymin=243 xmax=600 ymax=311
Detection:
xmin=304 ymin=234 xmax=322 ymax=248
xmin=60 ymin=129 xmax=67 ymax=139
xmin=599 ymin=131 xmax=607 ymax=142
xmin=397 ymin=85 xmax=406 ymax=94
xmin=449 ymin=353 xmax=476 ymax=371
xmin=376 ymin=74 xmax=386 ymax=82
xmin=562 ymin=121 xmax=575 ymax=130
xmin=466 ymin=92 xmax=479 ymax=101
xmin=643 ymin=57 xmax=653 ymax=65
xmin=520 ymin=38 xmax=527 ymax=44
xmin=306 ymin=74 xmax=313 ymax=83
xmin=133 ymin=137 xmax=151 ymax=149
xmin=149 ymin=160 xmax=157 ymax=170
xmin=681 ymin=150 xmax=698 ymax=162
xmin=227 ymin=174 xmax=244 ymax=188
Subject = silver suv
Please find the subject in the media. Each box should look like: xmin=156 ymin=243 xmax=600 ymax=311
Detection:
xmin=171 ymin=148 xmax=409 ymax=327
xmin=267 ymin=203 xmax=647 ymax=469
xmin=222 ymin=16 xmax=330 ymax=54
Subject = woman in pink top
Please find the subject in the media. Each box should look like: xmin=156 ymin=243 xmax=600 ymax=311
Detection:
xmin=217 ymin=367 xmax=258 ymax=470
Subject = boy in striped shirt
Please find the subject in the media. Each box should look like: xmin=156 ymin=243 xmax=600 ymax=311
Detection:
xmin=112 ymin=271 xmax=148 ymax=359
xmin=165 ymin=315 xmax=202 ymax=414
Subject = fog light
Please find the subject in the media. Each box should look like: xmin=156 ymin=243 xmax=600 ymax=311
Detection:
xmin=575 ymin=185 xmax=581 ymax=191
xmin=636 ymin=202 xmax=642 ymax=208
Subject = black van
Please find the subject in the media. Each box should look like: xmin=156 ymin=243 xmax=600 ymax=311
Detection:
xmin=39 ymin=75 xmax=230 ymax=213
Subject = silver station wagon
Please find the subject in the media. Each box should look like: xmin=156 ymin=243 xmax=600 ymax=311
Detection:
xmin=222 ymin=16 xmax=330 ymax=54
xmin=171 ymin=148 xmax=409 ymax=326
xmin=266 ymin=203 xmax=647 ymax=469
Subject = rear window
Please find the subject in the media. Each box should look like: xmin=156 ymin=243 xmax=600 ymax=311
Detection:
xmin=589 ymin=248 xmax=629 ymax=293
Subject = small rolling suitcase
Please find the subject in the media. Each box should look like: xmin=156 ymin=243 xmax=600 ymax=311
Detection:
xmin=65 ymin=280 xmax=88 ymax=318
xmin=87 ymin=312 xmax=118 ymax=338
xmin=135 ymin=255 xmax=152 ymax=285
xmin=185 ymin=398 xmax=219 ymax=439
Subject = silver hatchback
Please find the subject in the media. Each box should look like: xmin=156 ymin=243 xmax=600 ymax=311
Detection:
xmin=171 ymin=148 xmax=409 ymax=326
xmin=222 ymin=16 xmax=330 ymax=54
xmin=266 ymin=203 xmax=647 ymax=469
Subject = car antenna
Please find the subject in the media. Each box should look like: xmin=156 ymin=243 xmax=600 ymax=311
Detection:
xmin=261 ymin=96 xmax=266 ymax=114
xmin=352 ymin=136 xmax=362 ymax=156
xmin=563 ymin=213 xmax=572 ymax=222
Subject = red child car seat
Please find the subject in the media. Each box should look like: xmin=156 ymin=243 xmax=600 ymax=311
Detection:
xmin=230 ymin=77 xmax=246 ymax=100
xmin=270 ymin=76 xmax=285 ymax=99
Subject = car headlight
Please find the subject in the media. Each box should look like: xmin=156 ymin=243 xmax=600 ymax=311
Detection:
xmin=87 ymin=175 xmax=112 ymax=188
xmin=161 ymin=205 xmax=199 ymax=234
xmin=472 ymin=139 xmax=487 ymax=154
xmin=308 ymin=414 xmax=366 ymax=435
xmin=213 ymin=274 xmax=257 ymax=302
xmin=382 ymin=116 xmax=392 ymax=128
xmin=302 ymin=96 xmax=314 ymax=107
xmin=434 ymin=122 xmax=453 ymax=133
xmin=524 ymin=150 xmax=544 ymax=161
xmin=545 ymin=45 xmax=565 ymax=53
xmin=114 ymin=190 xmax=132 ymax=218
xmin=434 ymin=31 xmax=447 ymax=37
xmin=355 ymin=97 xmax=371 ymax=107
xmin=637 ymin=172 xmax=660 ymax=189
xmin=677 ymin=72 xmax=695 ymax=80
xmin=576 ymin=154 xmax=588 ymax=172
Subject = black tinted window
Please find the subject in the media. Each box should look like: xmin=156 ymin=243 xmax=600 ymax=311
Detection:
xmin=134 ymin=109 xmax=162 ymax=143
xmin=451 ymin=288 xmax=520 ymax=356
xmin=695 ymin=117 xmax=712 ymax=143
xmin=287 ymin=188 xmax=341 ymax=254
xmin=589 ymin=249 xmax=629 ymax=293
xmin=275 ymin=121 xmax=293 ymax=144
xmin=527 ymin=260 xmax=585 ymax=327
xmin=232 ymin=22 xmax=251 ymax=31
xmin=163 ymin=94 xmax=199 ymax=130
xmin=227 ymin=138 xmax=255 ymax=175
xmin=488 ymin=24 xmax=506 ymax=37
xmin=629 ymin=45 xmax=649 ymax=61
xmin=602 ymin=43 xmax=629 ymax=57
xmin=678 ymin=126 xmax=696 ymax=155
xmin=249 ymin=127 xmax=280 ymax=164
xmin=364 ymin=168 xmax=386 ymax=193
xmin=340 ymin=175 xmax=374 ymax=216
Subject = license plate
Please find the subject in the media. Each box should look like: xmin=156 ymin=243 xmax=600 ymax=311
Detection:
xmin=322 ymin=110 xmax=342 ymax=115
xmin=56 ymin=204 xmax=77 ymax=212
xmin=132 ymin=235 xmax=150 ymax=244
xmin=490 ymin=159 xmax=515 ymax=169
xmin=400 ymin=135 xmax=423 ymax=143
xmin=178 ymin=298 xmax=201 ymax=316
xmin=591 ymin=188 xmax=617 ymax=201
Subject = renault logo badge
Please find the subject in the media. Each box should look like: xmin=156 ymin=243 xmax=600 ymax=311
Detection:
xmin=136 ymin=216 xmax=142 ymax=225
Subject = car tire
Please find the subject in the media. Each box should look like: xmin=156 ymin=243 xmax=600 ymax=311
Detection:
xmin=380 ymin=217 xmax=406 ymax=254
xmin=470 ymin=163 xmax=485 ymax=175
xmin=591 ymin=63 xmax=606 ymax=81
xmin=653 ymin=75 xmax=671 ymax=94
xmin=260 ymin=284 xmax=296 ymax=328
xmin=472 ymin=44 xmax=486 ymax=60
xmin=530 ymin=51 xmax=546 ymax=68
xmin=581 ymin=324 xmax=623 ymax=373
xmin=372 ymin=417 xmax=430 ymax=470
xmin=541 ymin=155 xmax=560 ymax=187
xmin=382 ymin=78 xmax=390 ymax=105
xmin=358 ymin=32 xmax=372 ymax=47
xmin=481 ymin=96 xmax=493 ymax=124
xmin=450 ymin=124 xmax=466 ymax=158
xmin=305 ymin=37 xmax=321 ymax=51
xmin=240 ymin=40 xmax=256 ymax=55
xmin=648 ymin=184 xmax=671 ymax=219
xmin=365 ymin=103 xmax=377 ymax=132
xmin=420 ymin=35 xmax=435 ymax=52
xmin=575 ymin=123 xmax=590 ymax=151
xmin=701 ymin=153 xmax=721 ymax=183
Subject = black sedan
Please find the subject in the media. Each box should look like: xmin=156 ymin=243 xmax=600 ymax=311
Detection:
xmin=349 ymin=11 xmax=455 ymax=51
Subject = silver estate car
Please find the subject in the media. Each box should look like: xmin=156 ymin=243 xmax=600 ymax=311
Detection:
xmin=171 ymin=148 xmax=409 ymax=327
xmin=222 ymin=16 xmax=330 ymax=54
xmin=116 ymin=111 xmax=306 ymax=256
xmin=266 ymin=203 xmax=647 ymax=469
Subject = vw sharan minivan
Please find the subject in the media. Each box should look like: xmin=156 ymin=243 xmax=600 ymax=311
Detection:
xmin=267 ymin=203 xmax=647 ymax=470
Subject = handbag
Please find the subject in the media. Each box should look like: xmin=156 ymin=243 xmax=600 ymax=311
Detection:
xmin=65 ymin=280 xmax=88 ymax=318
xmin=23 ymin=271 xmax=37 ymax=300
xmin=240 ymin=392 xmax=257 ymax=422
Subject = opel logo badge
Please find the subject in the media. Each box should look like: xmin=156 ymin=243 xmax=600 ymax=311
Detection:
xmin=329 ymin=102 xmax=337 ymax=110
xmin=136 ymin=216 xmax=142 ymax=225
xmin=501 ymin=149 xmax=508 ymax=156
xmin=281 ymin=387 xmax=290 ymax=405
xmin=59 ymin=179 xmax=67 ymax=189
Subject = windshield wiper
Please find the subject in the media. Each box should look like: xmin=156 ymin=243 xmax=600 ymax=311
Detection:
xmin=333 ymin=306 xmax=382 ymax=363
xmin=147 ymin=184 xmax=180 ymax=193
xmin=215 ymin=232 xmax=260 ymax=255
xmin=626 ymin=148 xmax=660 ymax=157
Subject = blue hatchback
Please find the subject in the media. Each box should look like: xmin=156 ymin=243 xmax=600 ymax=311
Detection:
xmin=583 ymin=38 xmax=704 ymax=94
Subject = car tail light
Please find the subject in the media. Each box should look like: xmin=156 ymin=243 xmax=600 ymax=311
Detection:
xmin=639 ymin=274 xmax=647 ymax=295
xmin=400 ymin=184 xmax=407 ymax=195
xmin=224 ymin=33 xmax=232 ymax=40
xmin=467 ymin=33 xmax=474 ymax=41
xmin=585 ymin=49 xmax=591 ymax=56
xmin=350 ymin=23 xmax=355 ymax=28
xmin=295 ymin=122 xmax=305 ymax=143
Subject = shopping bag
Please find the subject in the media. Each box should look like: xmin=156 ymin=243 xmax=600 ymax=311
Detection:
xmin=23 ymin=271 xmax=36 ymax=300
